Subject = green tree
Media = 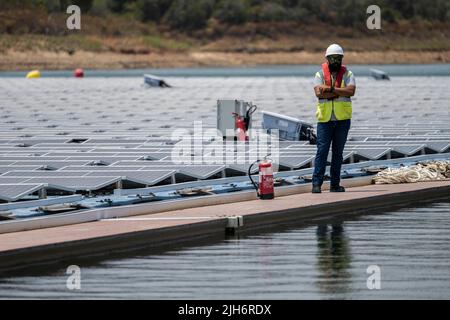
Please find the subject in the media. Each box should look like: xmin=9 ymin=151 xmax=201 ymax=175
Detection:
xmin=214 ymin=0 xmax=248 ymax=24
xmin=90 ymin=0 xmax=109 ymax=16
xmin=253 ymin=1 xmax=289 ymax=22
xmin=165 ymin=0 xmax=215 ymax=30
xmin=72 ymin=0 xmax=95 ymax=11
xmin=288 ymin=5 xmax=311 ymax=22
xmin=335 ymin=0 xmax=367 ymax=27
xmin=1 ymin=0 xmax=449 ymax=31
xmin=414 ymin=0 xmax=450 ymax=21
xmin=44 ymin=0 xmax=62 ymax=11
xmin=134 ymin=0 xmax=173 ymax=22
xmin=106 ymin=0 xmax=131 ymax=12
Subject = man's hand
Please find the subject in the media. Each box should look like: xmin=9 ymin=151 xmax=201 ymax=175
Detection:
xmin=318 ymin=85 xmax=332 ymax=94
xmin=315 ymin=84 xmax=355 ymax=99
xmin=315 ymin=85 xmax=338 ymax=99
xmin=333 ymin=85 xmax=356 ymax=97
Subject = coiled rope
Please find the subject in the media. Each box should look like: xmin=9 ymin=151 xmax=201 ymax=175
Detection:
xmin=373 ymin=160 xmax=450 ymax=184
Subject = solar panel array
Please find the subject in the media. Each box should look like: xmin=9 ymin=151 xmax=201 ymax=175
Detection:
xmin=0 ymin=76 xmax=449 ymax=202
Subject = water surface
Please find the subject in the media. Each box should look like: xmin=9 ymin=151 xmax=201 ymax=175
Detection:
xmin=0 ymin=199 xmax=449 ymax=299
xmin=1 ymin=64 xmax=450 ymax=78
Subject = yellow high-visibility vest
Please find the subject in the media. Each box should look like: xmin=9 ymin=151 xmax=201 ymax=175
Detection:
xmin=315 ymin=70 xmax=353 ymax=122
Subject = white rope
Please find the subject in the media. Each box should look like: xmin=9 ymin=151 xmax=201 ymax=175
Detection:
xmin=373 ymin=160 xmax=450 ymax=184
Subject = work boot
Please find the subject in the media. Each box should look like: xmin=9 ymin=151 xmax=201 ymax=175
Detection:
xmin=312 ymin=185 xmax=321 ymax=194
xmin=330 ymin=185 xmax=345 ymax=192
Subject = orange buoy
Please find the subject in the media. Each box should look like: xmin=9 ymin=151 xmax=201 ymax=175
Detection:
xmin=74 ymin=68 xmax=84 ymax=78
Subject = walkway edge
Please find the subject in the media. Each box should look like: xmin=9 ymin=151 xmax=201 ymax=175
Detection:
xmin=0 ymin=176 xmax=373 ymax=235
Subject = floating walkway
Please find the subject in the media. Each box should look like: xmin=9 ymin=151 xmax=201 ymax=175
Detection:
xmin=0 ymin=179 xmax=449 ymax=272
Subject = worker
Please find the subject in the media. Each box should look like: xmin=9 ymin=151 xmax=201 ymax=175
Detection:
xmin=312 ymin=44 xmax=356 ymax=193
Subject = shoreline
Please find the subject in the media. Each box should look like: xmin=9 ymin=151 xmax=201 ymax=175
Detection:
xmin=1 ymin=50 xmax=449 ymax=71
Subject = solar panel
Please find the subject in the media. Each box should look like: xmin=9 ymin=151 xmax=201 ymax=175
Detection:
xmin=279 ymin=141 xmax=310 ymax=148
xmin=12 ymin=160 xmax=92 ymax=169
xmin=0 ymin=161 xmax=16 ymax=166
xmin=30 ymin=145 xmax=95 ymax=151
xmin=66 ymin=156 xmax=141 ymax=162
xmin=23 ymin=177 xmax=121 ymax=191
xmin=227 ymin=163 xmax=259 ymax=174
xmin=86 ymin=170 xmax=175 ymax=185
xmin=59 ymin=166 xmax=145 ymax=171
xmin=8 ymin=139 xmax=70 ymax=145
xmin=1 ymin=171 xmax=90 ymax=177
xmin=0 ymin=184 xmax=45 ymax=202
xmin=44 ymin=152 xmax=118 ymax=157
xmin=137 ymin=152 xmax=173 ymax=160
xmin=279 ymin=150 xmax=317 ymax=157
xmin=112 ymin=160 xmax=177 ymax=166
xmin=390 ymin=145 xmax=425 ymax=156
xmin=0 ymin=166 xmax=41 ymax=174
xmin=367 ymin=137 xmax=450 ymax=142
xmin=79 ymin=143 xmax=144 ymax=148
xmin=426 ymin=142 xmax=450 ymax=153
xmin=85 ymin=139 xmax=148 ymax=144
xmin=0 ymin=156 xmax=69 ymax=161
xmin=353 ymin=148 xmax=392 ymax=160
xmin=0 ymin=177 xmax=31 ymax=184
xmin=278 ymin=156 xmax=314 ymax=169
xmin=178 ymin=165 xmax=226 ymax=179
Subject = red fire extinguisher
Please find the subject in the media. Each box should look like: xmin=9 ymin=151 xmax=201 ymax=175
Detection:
xmin=232 ymin=105 xmax=257 ymax=141
xmin=232 ymin=112 xmax=247 ymax=141
xmin=248 ymin=158 xmax=274 ymax=200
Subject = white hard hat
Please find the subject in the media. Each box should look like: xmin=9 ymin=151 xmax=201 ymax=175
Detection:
xmin=325 ymin=44 xmax=344 ymax=57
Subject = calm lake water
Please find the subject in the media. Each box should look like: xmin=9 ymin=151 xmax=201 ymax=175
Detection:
xmin=0 ymin=198 xmax=449 ymax=299
xmin=1 ymin=64 xmax=450 ymax=77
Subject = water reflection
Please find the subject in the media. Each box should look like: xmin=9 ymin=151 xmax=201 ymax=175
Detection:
xmin=315 ymin=223 xmax=351 ymax=295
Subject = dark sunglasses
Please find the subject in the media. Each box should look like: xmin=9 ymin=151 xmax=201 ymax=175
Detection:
xmin=327 ymin=55 xmax=343 ymax=63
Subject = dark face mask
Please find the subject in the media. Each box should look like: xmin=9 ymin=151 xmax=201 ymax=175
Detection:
xmin=329 ymin=61 xmax=342 ymax=72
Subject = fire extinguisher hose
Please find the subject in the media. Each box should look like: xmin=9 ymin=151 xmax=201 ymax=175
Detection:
xmin=244 ymin=105 xmax=257 ymax=131
xmin=248 ymin=159 xmax=260 ymax=197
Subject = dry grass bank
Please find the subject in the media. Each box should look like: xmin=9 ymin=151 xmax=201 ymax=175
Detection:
xmin=1 ymin=49 xmax=449 ymax=71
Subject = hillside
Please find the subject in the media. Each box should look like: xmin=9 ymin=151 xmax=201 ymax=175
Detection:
xmin=1 ymin=0 xmax=449 ymax=70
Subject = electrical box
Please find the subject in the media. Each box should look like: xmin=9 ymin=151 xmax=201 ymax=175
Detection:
xmin=262 ymin=110 xmax=316 ymax=144
xmin=217 ymin=100 xmax=254 ymax=138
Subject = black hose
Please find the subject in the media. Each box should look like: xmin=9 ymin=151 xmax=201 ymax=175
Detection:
xmin=248 ymin=160 xmax=260 ymax=197
xmin=244 ymin=105 xmax=257 ymax=131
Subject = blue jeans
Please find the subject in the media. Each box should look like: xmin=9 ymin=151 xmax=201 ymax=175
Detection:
xmin=312 ymin=119 xmax=351 ymax=187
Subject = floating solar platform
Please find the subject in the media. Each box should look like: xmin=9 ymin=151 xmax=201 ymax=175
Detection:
xmin=0 ymin=76 xmax=449 ymax=202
